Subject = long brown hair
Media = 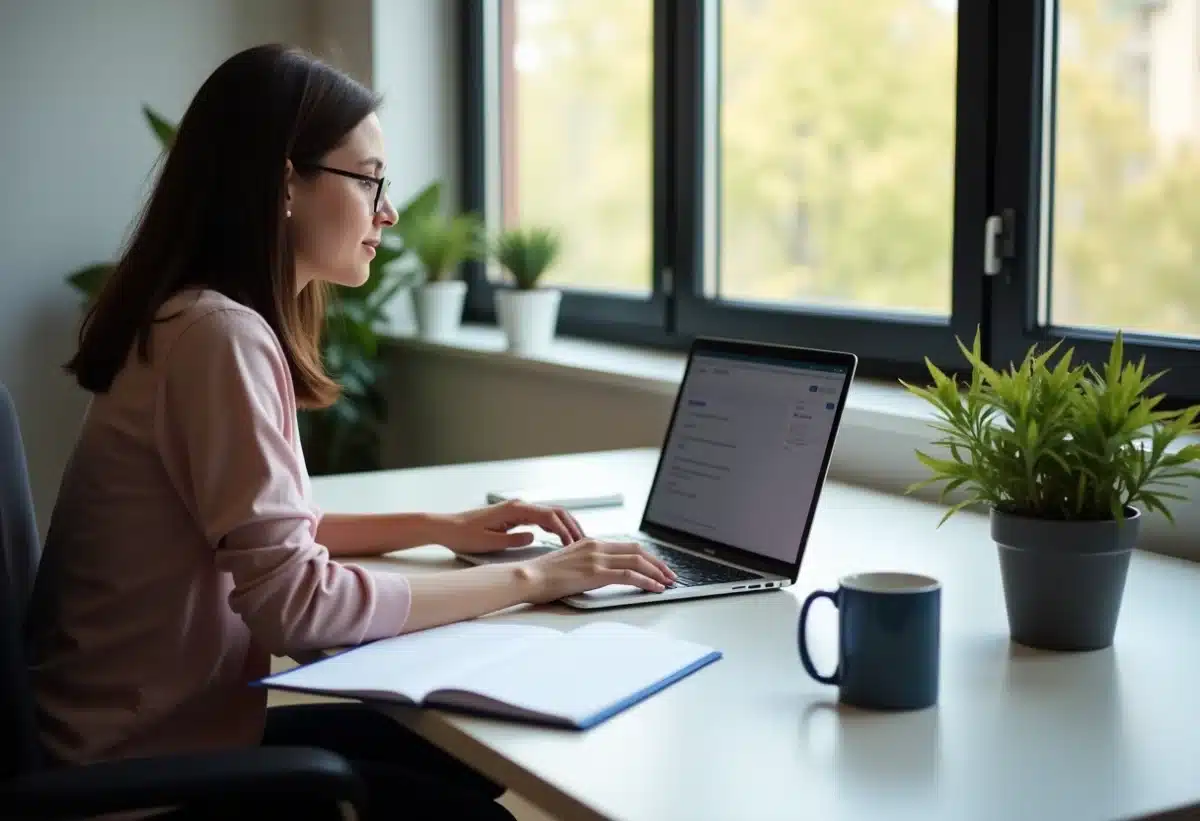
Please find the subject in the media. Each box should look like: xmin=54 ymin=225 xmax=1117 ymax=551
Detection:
xmin=65 ymin=44 xmax=380 ymax=408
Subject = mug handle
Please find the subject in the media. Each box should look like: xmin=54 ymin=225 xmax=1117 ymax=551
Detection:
xmin=798 ymin=589 xmax=841 ymax=685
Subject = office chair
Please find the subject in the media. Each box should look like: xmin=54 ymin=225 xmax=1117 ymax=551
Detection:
xmin=0 ymin=382 xmax=369 ymax=819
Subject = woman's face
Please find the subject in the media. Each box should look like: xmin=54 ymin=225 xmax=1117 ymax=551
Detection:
xmin=287 ymin=113 xmax=398 ymax=291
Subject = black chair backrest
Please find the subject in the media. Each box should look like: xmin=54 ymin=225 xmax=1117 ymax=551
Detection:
xmin=0 ymin=382 xmax=44 ymax=779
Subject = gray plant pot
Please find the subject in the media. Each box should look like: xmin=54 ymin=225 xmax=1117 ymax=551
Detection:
xmin=990 ymin=506 xmax=1141 ymax=652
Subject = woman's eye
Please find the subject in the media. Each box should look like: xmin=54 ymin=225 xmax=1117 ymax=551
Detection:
xmin=359 ymin=178 xmax=375 ymax=190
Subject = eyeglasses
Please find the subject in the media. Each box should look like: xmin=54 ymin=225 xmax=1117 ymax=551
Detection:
xmin=294 ymin=163 xmax=390 ymax=214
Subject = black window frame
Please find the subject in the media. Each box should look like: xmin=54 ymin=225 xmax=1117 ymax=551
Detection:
xmin=459 ymin=0 xmax=1200 ymax=401
xmin=990 ymin=0 xmax=1200 ymax=408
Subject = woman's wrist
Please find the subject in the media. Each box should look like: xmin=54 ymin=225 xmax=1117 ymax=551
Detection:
xmin=512 ymin=560 xmax=546 ymax=602
xmin=409 ymin=512 xmax=454 ymax=548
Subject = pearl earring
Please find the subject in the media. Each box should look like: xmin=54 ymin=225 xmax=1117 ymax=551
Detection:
xmin=286 ymin=209 xmax=292 ymax=218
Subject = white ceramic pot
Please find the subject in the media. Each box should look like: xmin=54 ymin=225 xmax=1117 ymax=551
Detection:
xmin=381 ymin=286 xmax=417 ymax=336
xmin=414 ymin=280 xmax=467 ymax=341
xmin=495 ymin=287 xmax=562 ymax=356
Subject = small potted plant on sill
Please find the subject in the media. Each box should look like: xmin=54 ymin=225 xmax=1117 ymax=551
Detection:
xmin=902 ymin=329 xmax=1200 ymax=652
xmin=405 ymin=210 xmax=486 ymax=341
xmin=492 ymin=226 xmax=563 ymax=356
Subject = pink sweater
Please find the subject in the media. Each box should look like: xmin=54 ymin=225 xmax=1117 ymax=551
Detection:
xmin=27 ymin=289 xmax=412 ymax=765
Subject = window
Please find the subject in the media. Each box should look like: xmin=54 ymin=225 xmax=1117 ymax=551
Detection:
xmin=497 ymin=0 xmax=653 ymax=296
xmin=1048 ymin=0 xmax=1200 ymax=336
xmin=461 ymin=0 xmax=1200 ymax=402
xmin=714 ymin=0 xmax=956 ymax=316
xmin=992 ymin=0 xmax=1200 ymax=402
xmin=463 ymin=0 xmax=665 ymax=340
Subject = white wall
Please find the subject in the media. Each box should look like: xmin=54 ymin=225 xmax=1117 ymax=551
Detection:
xmin=313 ymin=0 xmax=374 ymax=87
xmin=381 ymin=348 xmax=674 ymax=468
xmin=0 ymin=0 xmax=318 ymax=530
xmin=372 ymin=0 xmax=461 ymax=213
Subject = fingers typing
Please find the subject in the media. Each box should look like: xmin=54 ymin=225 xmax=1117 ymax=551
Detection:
xmin=556 ymin=507 xmax=586 ymax=542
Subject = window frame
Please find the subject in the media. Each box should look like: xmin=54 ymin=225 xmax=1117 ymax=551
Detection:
xmin=460 ymin=0 xmax=1200 ymax=397
xmin=988 ymin=0 xmax=1200 ymax=408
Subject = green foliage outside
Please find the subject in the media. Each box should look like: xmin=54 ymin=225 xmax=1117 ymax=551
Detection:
xmin=902 ymin=329 xmax=1200 ymax=526
xmin=512 ymin=0 xmax=1200 ymax=336
xmin=65 ymin=106 xmax=439 ymax=475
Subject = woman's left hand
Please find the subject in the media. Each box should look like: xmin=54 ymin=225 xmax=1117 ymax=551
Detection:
xmin=433 ymin=500 xmax=587 ymax=554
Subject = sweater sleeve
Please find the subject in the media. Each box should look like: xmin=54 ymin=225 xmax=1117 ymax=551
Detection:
xmin=154 ymin=307 xmax=411 ymax=654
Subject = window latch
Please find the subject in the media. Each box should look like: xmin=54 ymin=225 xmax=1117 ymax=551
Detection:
xmin=984 ymin=208 xmax=1016 ymax=276
xmin=661 ymin=266 xmax=674 ymax=296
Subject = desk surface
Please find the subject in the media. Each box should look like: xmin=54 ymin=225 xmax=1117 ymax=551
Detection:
xmin=313 ymin=448 xmax=1200 ymax=821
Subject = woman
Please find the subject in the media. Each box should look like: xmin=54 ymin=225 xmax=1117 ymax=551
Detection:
xmin=27 ymin=44 xmax=674 ymax=820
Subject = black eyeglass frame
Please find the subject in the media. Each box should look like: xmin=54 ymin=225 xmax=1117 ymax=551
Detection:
xmin=293 ymin=163 xmax=390 ymax=214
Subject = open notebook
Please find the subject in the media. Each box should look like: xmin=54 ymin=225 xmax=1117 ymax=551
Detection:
xmin=257 ymin=621 xmax=721 ymax=730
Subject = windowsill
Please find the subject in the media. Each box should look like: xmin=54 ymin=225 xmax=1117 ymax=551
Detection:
xmin=380 ymin=323 xmax=1200 ymax=563
xmin=382 ymin=322 xmax=939 ymax=435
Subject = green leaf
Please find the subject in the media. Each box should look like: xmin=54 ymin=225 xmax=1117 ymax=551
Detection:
xmin=142 ymin=104 xmax=177 ymax=150
xmin=66 ymin=263 xmax=113 ymax=298
xmin=394 ymin=181 xmax=442 ymax=236
xmin=1139 ymin=493 xmax=1176 ymax=525
xmin=937 ymin=476 xmax=968 ymax=503
xmin=936 ymin=498 xmax=979 ymax=528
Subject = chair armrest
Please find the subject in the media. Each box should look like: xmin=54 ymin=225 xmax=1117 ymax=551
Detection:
xmin=1 ymin=746 xmax=367 ymax=819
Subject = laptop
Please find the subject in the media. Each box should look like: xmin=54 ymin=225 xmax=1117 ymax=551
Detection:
xmin=456 ymin=336 xmax=858 ymax=609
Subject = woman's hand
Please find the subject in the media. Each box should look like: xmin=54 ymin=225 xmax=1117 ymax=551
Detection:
xmin=433 ymin=500 xmax=586 ymax=554
xmin=519 ymin=539 xmax=677 ymax=603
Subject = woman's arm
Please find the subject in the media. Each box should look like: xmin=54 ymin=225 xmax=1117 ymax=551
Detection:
xmin=398 ymin=540 xmax=676 ymax=634
xmin=400 ymin=563 xmax=538 ymax=632
xmin=316 ymin=500 xmax=588 ymax=558
xmin=316 ymin=512 xmax=444 ymax=557
xmin=157 ymin=310 xmax=411 ymax=654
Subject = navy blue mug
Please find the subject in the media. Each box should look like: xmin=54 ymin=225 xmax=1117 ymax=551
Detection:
xmin=797 ymin=572 xmax=941 ymax=710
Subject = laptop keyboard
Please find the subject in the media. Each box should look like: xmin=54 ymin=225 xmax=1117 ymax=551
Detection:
xmin=617 ymin=536 xmax=760 ymax=588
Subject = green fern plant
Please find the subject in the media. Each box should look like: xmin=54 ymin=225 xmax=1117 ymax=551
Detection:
xmin=494 ymin=227 xmax=562 ymax=290
xmin=404 ymin=211 xmax=487 ymax=283
xmin=901 ymin=328 xmax=1200 ymax=527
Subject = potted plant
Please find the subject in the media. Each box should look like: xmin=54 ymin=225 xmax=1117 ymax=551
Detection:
xmin=902 ymin=329 xmax=1200 ymax=651
xmin=404 ymin=211 xmax=486 ymax=341
xmin=492 ymin=226 xmax=563 ymax=356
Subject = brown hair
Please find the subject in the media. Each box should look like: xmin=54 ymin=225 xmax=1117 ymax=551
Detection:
xmin=65 ymin=44 xmax=381 ymax=408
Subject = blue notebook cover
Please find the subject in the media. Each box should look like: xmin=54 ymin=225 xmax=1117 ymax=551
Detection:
xmin=571 ymin=648 xmax=721 ymax=729
xmin=259 ymin=620 xmax=722 ymax=730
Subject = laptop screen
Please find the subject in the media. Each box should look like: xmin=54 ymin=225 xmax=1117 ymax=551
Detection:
xmin=642 ymin=350 xmax=851 ymax=564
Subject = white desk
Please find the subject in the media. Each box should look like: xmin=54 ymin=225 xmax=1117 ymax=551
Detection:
xmin=313 ymin=448 xmax=1200 ymax=821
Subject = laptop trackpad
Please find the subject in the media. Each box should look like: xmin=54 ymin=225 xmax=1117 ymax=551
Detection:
xmin=574 ymin=583 xmax=649 ymax=598
xmin=457 ymin=545 xmax=558 ymax=563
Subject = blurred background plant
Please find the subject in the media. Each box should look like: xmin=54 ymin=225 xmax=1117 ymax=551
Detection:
xmin=406 ymin=210 xmax=487 ymax=283
xmin=65 ymin=104 xmax=439 ymax=475
xmin=493 ymin=226 xmax=562 ymax=290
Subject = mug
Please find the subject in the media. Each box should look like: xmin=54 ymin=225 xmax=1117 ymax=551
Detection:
xmin=797 ymin=572 xmax=941 ymax=710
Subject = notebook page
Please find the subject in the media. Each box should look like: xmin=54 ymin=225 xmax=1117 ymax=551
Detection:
xmin=265 ymin=621 xmax=559 ymax=702
xmin=436 ymin=622 xmax=719 ymax=725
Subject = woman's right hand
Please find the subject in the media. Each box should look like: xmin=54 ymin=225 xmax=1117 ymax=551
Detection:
xmin=519 ymin=539 xmax=677 ymax=603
